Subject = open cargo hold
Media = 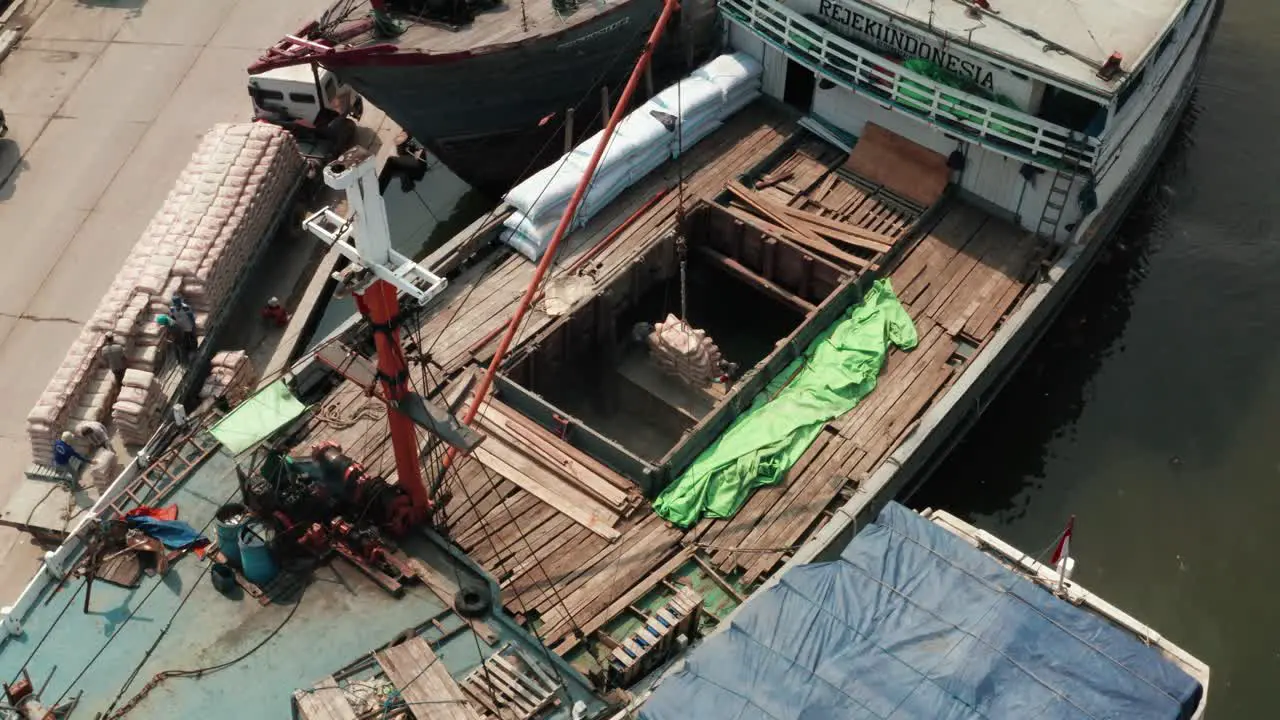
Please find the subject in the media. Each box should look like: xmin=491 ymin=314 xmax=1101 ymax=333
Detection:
xmin=25 ymin=124 xmax=304 ymax=459
xmin=639 ymin=502 xmax=1204 ymax=720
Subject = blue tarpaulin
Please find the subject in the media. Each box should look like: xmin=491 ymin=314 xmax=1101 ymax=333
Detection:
xmin=639 ymin=502 xmax=1202 ymax=720
xmin=125 ymin=516 xmax=207 ymax=550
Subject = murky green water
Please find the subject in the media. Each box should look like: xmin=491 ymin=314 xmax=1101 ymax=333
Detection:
xmin=915 ymin=3 xmax=1280 ymax=716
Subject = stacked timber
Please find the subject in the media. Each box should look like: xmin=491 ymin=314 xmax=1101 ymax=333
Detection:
xmin=201 ymin=351 xmax=256 ymax=404
xmin=460 ymin=391 xmax=643 ymax=541
xmin=25 ymin=123 xmax=304 ymax=461
xmin=115 ymin=370 xmax=168 ymax=445
xmin=725 ymin=180 xmax=899 ymax=273
xmin=646 ymin=314 xmax=724 ymax=387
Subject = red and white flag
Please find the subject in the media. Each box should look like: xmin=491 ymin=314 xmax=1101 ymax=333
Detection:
xmin=1051 ymin=515 xmax=1076 ymax=565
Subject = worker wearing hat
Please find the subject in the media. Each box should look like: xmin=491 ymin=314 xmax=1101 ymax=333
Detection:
xmin=261 ymin=297 xmax=290 ymax=328
xmin=157 ymin=311 xmax=197 ymax=362
xmin=53 ymin=431 xmax=87 ymax=478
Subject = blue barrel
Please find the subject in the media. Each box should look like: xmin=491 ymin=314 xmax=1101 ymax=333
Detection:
xmin=237 ymin=519 xmax=278 ymax=585
xmin=215 ymin=503 xmax=247 ymax=567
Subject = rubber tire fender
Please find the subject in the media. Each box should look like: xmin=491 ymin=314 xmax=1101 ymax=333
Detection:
xmin=454 ymin=584 xmax=493 ymax=619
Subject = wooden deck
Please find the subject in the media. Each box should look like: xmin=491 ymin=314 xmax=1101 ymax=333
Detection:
xmin=295 ymin=104 xmax=1054 ymax=675
xmin=298 ymin=103 xmax=796 ymax=478
xmin=433 ymin=197 xmax=1051 ymax=654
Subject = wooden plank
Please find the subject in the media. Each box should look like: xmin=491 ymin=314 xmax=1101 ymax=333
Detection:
xmin=295 ymin=676 xmax=357 ymax=720
xmin=476 ymin=399 xmax=638 ymax=509
xmin=739 ymin=442 xmax=860 ymax=584
xmin=730 ymin=438 xmax=857 ymax=578
xmin=857 ymin=361 xmax=956 ymax=474
xmin=961 ymin=233 xmax=1045 ymax=339
xmin=916 ymin=219 xmax=997 ymax=319
xmin=719 ymin=202 xmax=867 ymax=270
xmin=771 ymin=202 xmax=895 ymax=252
xmin=471 ymin=439 xmax=621 ymax=541
xmin=725 ymin=181 xmax=828 ymax=246
xmin=834 ymin=322 xmax=943 ymax=439
xmin=695 ymin=246 xmax=816 ymax=313
xmin=842 ymin=123 xmax=949 ymax=207
xmin=966 ymin=240 xmax=1044 ymax=341
xmin=705 ymin=430 xmax=836 ymax=572
xmin=550 ymin=546 xmax=694 ymax=656
xmin=536 ymin=518 xmax=683 ymax=644
xmin=376 ymin=637 xmax=479 ymax=720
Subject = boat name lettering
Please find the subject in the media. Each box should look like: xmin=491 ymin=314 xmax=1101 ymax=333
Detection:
xmin=816 ymin=0 xmax=995 ymax=90
xmin=559 ymin=18 xmax=631 ymax=50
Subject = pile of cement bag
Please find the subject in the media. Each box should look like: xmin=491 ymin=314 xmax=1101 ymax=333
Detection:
xmin=200 ymin=350 xmax=257 ymax=405
xmin=116 ymin=369 xmax=169 ymax=445
xmin=25 ymin=123 xmax=303 ymax=462
xmin=647 ymin=314 xmax=725 ymax=387
xmin=500 ymin=52 xmax=763 ymax=261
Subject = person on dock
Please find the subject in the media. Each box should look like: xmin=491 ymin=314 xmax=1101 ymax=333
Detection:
xmin=156 ymin=313 xmax=196 ymax=363
xmin=170 ymin=294 xmax=195 ymax=328
xmin=100 ymin=333 xmax=127 ymax=384
xmin=53 ymin=431 xmax=87 ymax=478
xmin=76 ymin=420 xmax=111 ymax=452
xmin=261 ymin=297 xmax=290 ymax=328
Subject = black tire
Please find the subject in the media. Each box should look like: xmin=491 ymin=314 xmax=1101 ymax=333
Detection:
xmin=454 ymin=584 xmax=492 ymax=619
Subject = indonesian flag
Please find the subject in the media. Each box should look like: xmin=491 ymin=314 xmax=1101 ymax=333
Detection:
xmin=1051 ymin=515 xmax=1076 ymax=566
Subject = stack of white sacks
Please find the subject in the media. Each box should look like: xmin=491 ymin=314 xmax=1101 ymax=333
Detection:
xmin=25 ymin=123 xmax=303 ymax=462
xmin=201 ymin=350 xmax=257 ymax=405
xmin=500 ymin=52 xmax=763 ymax=261
xmin=646 ymin=314 xmax=725 ymax=388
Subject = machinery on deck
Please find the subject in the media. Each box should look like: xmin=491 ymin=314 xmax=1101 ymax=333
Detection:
xmin=238 ymin=444 xmax=420 ymax=594
xmin=219 ymin=142 xmax=480 ymax=597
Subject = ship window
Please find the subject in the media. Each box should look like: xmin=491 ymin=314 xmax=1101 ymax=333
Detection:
xmin=257 ymin=89 xmax=285 ymax=101
xmin=1038 ymin=85 xmax=1106 ymax=136
xmin=289 ymin=93 xmax=317 ymax=104
xmin=1116 ymin=67 xmax=1147 ymax=110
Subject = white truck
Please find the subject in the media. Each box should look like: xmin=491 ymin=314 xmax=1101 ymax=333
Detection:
xmin=248 ymin=64 xmax=363 ymax=158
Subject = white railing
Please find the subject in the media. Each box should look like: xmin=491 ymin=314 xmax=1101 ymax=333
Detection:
xmin=721 ymin=0 xmax=1101 ymax=170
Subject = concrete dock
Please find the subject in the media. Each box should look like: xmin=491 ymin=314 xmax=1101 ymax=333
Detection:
xmin=0 ymin=0 xmax=407 ymax=600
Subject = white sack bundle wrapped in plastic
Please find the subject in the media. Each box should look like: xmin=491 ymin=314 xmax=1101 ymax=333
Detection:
xmin=499 ymin=52 xmax=764 ymax=261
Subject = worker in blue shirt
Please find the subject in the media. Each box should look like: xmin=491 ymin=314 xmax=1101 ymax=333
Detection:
xmin=53 ymin=431 xmax=87 ymax=477
xmin=170 ymin=294 xmax=196 ymax=328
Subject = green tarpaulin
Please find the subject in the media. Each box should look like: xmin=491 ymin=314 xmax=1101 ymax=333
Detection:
xmin=653 ymin=279 xmax=917 ymax=528
xmin=210 ymin=379 xmax=309 ymax=454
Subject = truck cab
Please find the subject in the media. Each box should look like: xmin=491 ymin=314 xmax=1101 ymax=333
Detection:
xmin=248 ymin=65 xmax=363 ymax=146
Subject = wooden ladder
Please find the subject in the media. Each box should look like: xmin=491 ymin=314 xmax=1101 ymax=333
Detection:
xmin=106 ymin=431 xmax=220 ymax=517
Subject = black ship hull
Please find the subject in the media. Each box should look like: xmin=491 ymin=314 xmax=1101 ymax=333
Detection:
xmin=325 ymin=0 xmax=718 ymax=197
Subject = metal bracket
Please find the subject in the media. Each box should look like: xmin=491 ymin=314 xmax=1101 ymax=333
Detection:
xmin=303 ymin=207 xmax=447 ymax=305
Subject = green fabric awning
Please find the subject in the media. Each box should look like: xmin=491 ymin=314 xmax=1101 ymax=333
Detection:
xmin=653 ymin=279 xmax=918 ymax=528
xmin=210 ymin=379 xmax=308 ymax=454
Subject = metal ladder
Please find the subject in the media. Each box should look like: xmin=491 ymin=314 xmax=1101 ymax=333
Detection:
xmin=1035 ymin=133 xmax=1091 ymax=240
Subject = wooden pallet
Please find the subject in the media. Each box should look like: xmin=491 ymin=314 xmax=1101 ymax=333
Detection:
xmin=376 ymin=636 xmax=479 ymax=720
xmin=294 ymin=676 xmax=357 ymax=720
xmin=607 ymin=586 xmax=702 ymax=688
xmin=462 ymin=646 xmax=560 ymax=720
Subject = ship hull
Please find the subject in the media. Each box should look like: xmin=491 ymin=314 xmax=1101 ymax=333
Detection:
xmin=328 ymin=0 xmax=718 ymax=196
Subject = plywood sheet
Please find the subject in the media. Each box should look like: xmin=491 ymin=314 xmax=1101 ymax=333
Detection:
xmin=843 ymin=123 xmax=948 ymax=208
xmin=376 ymin=637 xmax=479 ymax=720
